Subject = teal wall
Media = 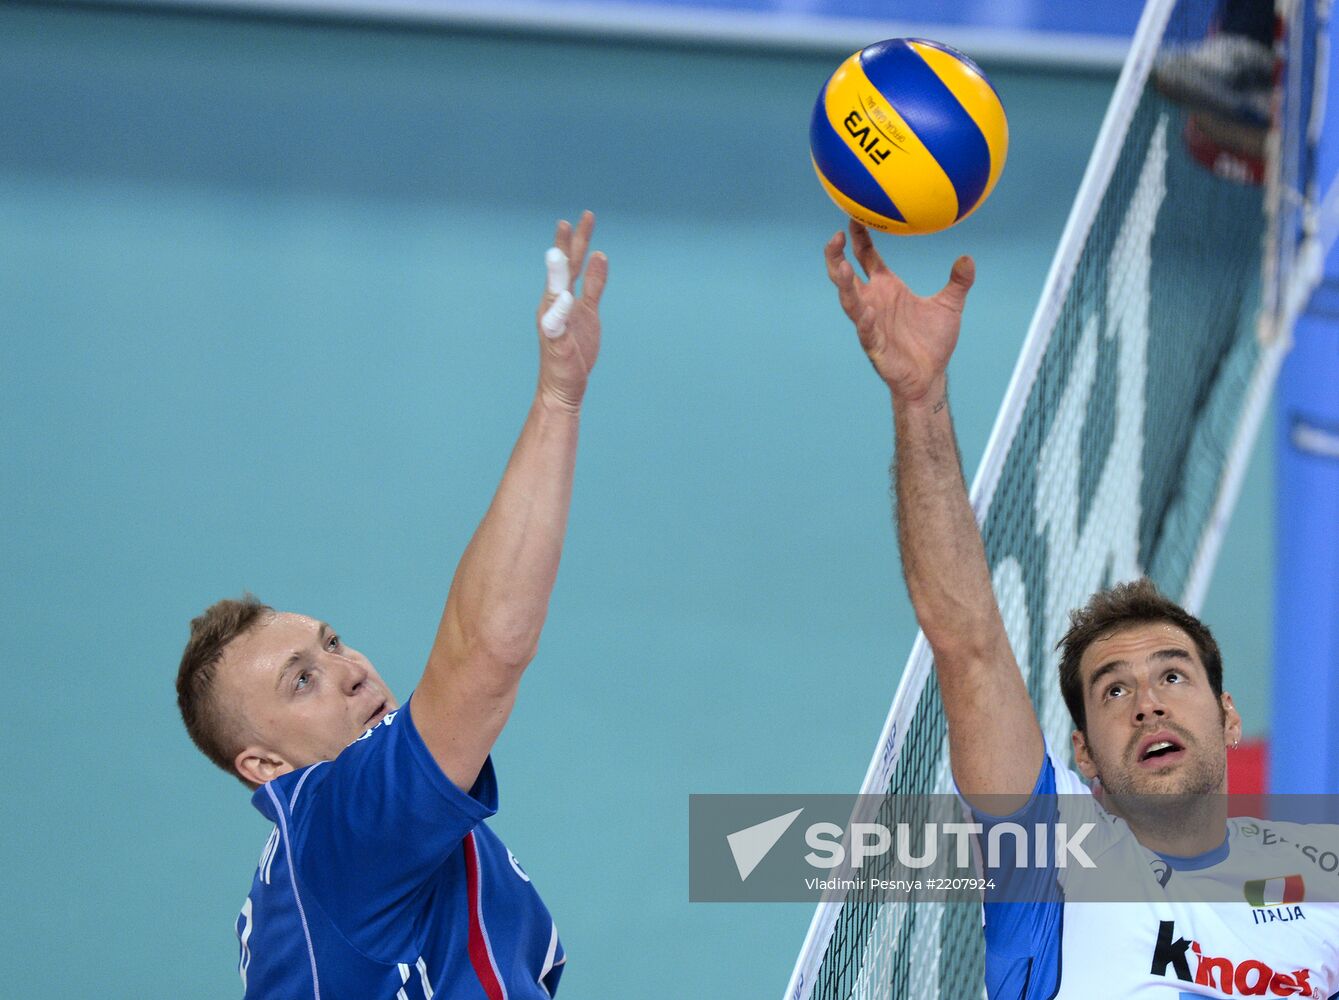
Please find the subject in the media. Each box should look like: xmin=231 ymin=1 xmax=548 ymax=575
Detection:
xmin=0 ymin=6 xmax=1270 ymax=995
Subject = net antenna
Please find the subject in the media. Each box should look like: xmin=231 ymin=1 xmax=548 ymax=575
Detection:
xmin=786 ymin=0 xmax=1326 ymax=995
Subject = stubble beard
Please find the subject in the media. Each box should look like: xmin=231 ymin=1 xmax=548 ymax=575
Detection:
xmin=1093 ymin=730 xmax=1227 ymax=832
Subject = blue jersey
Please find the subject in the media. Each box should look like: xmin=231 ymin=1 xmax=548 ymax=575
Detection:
xmin=235 ymin=698 xmax=564 ymax=999
xmin=973 ymin=748 xmax=1339 ymax=999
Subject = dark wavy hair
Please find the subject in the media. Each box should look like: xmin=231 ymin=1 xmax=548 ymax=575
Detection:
xmin=1057 ymin=578 xmax=1222 ymax=733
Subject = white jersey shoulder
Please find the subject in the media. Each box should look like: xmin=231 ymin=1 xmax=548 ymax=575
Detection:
xmin=1046 ymin=754 xmax=1339 ymax=999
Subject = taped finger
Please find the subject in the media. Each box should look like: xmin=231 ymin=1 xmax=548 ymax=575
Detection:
xmin=541 ymin=290 xmax=574 ymax=338
xmin=545 ymin=247 xmax=570 ymax=295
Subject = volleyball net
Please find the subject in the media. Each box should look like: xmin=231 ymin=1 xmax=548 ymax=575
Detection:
xmin=786 ymin=0 xmax=1326 ymax=996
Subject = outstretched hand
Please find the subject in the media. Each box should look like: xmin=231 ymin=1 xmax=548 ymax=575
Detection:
xmin=824 ymin=221 xmax=975 ymax=404
xmin=537 ymin=210 xmax=608 ymax=412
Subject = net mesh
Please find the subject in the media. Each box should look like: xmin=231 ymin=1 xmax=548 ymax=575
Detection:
xmin=789 ymin=0 xmax=1315 ymax=995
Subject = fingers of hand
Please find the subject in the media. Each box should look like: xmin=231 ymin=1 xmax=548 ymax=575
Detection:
xmin=553 ymin=218 xmax=572 ymax=260
xmin=545 ymin=247 xmax=570 ymax=295
xmin=855 ymin=304 xmax=881 ymax=350
xmin=834 ymin=262 xmax=863 ymax=316
xmin=849 ymin=221 xmax=887 ymax=279
xmin=822 ymin=231 xmax=846 ymax=277
xmin=568 ymin=210 xmax=595 ymax=277
xmin=541 ymin=290 xmax=574 ymax=339
xmin=824 ymin=232 xmax=863 ymax=316
xmin=547 ymin=211 xmax=596 ymax=295
xmin=580 ymin=251 xmax=609 ymax=307
xmin=952 ymin=255 xmax=976 ymax=290
xmin=937 ymin=255 xmax=976 ymax=312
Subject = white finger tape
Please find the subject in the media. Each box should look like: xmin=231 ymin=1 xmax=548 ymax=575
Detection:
xmin=541 ymin=290 xmax=573 ymax=338
xmin=545 ymin=247 xmax=570 ymax=295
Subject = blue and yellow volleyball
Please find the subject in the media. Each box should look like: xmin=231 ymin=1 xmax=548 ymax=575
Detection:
xmin=810 ymin=38 xmax=1008 ymax=235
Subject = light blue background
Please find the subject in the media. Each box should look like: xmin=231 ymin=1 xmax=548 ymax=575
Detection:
xmin=0 ymin=6 xmax=1271 ymax=995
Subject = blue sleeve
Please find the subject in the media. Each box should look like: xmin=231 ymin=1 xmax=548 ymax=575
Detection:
xmin=971 ymin=755 xmax=1064 ymax=1000
xmin=284 ymin=695 xmax=497 ymax=951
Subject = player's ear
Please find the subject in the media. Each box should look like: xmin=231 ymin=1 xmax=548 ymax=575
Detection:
xmin=1072 ymin=729 xmax=1098 ymax=781
xmin=235 ymin=745 xmax=294 ymax=787
xmin=1220 ymin=692 xmax=1242 ymax=748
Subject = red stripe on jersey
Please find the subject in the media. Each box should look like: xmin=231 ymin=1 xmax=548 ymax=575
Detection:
xmin=463 ymin=832 xmax=508 ymax=1000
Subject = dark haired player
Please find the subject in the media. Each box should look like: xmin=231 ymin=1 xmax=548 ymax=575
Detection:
xmin=176 ymin=213 xmax=606 ymax=999
xmin=824 ymin=221 xmax=1339 ymax=998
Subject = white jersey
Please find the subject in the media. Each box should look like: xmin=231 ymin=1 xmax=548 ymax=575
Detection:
xmin=973 ymin=748 xmax=1339 ymax=999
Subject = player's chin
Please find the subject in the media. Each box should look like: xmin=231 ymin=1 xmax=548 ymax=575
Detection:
xmin=1132 ymin=770 xmax=1210 ymax=800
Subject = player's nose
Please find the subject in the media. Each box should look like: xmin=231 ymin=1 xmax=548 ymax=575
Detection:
xmin=1132 ymin=683 xmax=1168 ymax=723
xmin=338 ymin=656 xmax=370 ymax=695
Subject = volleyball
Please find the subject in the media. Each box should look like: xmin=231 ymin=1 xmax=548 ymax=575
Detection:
xmin=810 ymin=38 xmax=1008 ymax=235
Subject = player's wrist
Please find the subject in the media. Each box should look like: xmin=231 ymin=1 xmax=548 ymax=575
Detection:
xmin=534 ymin=382 xmax=586 ymax=418
xmin=889 ymin=373 xmax=949 ymax=413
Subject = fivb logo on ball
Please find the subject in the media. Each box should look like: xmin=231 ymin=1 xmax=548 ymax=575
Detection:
xmin=810 ymin=38 xmax=1009 ymax=235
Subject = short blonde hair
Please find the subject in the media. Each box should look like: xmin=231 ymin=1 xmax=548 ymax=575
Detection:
xmin=176 ymin=594 xmax=272 ymax=786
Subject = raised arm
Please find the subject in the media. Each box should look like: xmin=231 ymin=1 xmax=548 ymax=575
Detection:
xmin=824 ymin=222 xmax=1042 ymax=803
xmin=412 ymin=212 xmax=608 ymax=792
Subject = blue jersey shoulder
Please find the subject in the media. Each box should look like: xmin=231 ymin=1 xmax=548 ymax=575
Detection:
xmin=236 ymin=698 xmax=562 ymax=999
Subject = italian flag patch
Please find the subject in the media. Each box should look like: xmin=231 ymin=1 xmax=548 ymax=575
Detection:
xmin=1244 ymin=874 xmax=1304 ymax=907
